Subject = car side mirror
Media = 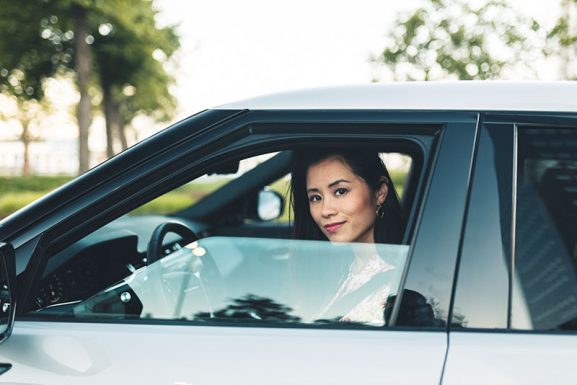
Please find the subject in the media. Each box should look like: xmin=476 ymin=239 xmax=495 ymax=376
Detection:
xmin=257 ymin=189 xmax=284 ymax=221
xmin=0 ymin=243 xmax=16 ymax=344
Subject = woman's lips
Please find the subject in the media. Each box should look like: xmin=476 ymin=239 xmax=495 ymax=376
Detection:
xmin=325 ymin=221 xmax=345 ymax=233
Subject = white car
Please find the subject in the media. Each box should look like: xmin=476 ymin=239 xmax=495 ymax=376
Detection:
xmin=0 ymin=81 xmax=576 ymax=384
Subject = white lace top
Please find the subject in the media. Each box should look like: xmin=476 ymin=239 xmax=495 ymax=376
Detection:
xmin=320 ymin=255 xmax=394 ymax=326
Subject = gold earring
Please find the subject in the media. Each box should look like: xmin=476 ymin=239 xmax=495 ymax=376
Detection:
xmin=376 ymin=203 xmax=384 ymax=218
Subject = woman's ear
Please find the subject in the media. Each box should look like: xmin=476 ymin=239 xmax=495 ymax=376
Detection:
xmin=376 ymin=176 xmax=389 ymax=205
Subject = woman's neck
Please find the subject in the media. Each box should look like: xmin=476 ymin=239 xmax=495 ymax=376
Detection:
xmin=350 ymin=242 xmax=379 ymax=273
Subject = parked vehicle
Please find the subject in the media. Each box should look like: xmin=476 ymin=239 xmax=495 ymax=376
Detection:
xmin=0 ymin=81 xmax=576 ymax=384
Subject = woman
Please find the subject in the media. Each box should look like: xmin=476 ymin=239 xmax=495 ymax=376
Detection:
xmin=290 ymin=148 xmax=405 ymax=325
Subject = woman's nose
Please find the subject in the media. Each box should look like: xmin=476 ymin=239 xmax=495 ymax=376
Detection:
xmin=321 ymin=199 xmax=338 ymax=217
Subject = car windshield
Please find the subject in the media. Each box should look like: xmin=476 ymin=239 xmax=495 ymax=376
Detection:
xmin=61 ymin=237 xmax=409 ymax=327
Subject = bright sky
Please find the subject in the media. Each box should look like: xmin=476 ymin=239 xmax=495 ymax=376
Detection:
xmin=154 ymin=0 xmax=561 ymax=120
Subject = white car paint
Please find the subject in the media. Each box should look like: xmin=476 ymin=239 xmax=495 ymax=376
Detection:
xmin=217 ymin=81 xmax=577 ymax=112
xmin=0 ymin=322 xmax=446 ymax=385
xmin=442 ymin=332 xmax=577 ymax=385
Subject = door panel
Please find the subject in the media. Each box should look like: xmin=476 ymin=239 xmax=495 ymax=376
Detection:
xmin=0 ymin=322 xmax=446 ymax=385
xmin=442 ymin=332 xmax=577 ymax=385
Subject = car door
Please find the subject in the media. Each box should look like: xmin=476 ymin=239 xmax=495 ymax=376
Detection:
xmin=0 ymin=109 xmax=478 ymax=385
xmin=443 ymin=114 xmax=577 ymax=384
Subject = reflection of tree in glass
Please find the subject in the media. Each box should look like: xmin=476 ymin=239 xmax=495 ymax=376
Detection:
xmin=383 ymin=290 xmax=467 ymax=327
xmin=193 ymin=294 xmax=301 ymax=323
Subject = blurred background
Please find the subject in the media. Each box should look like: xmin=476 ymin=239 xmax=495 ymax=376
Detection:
xmin=0 ymin=0 xmax=574 ymax=218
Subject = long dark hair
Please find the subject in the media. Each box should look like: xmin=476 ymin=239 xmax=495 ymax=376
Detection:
xmin=290 ymin=148 xmax=404 ymax=244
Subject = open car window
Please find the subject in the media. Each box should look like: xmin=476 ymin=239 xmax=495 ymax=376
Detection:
xmin=26 ymin=145 xmax=430 ymax=329
xmin=129 ymin=153 xmax=283 ymax=217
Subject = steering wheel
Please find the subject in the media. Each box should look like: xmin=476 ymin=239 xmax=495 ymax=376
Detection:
xmin=146 ymin=221 xmax=199 ymax=265
xmin=145 ymin=221 xmax=224 ymax=319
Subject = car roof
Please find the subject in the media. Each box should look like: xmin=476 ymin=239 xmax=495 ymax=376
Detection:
xmin=216 ymin=81 xmax=577 ymax=112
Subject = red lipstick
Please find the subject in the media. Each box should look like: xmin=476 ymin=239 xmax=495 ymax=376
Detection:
xmin=325 ymin=221 xmax=345 ymax=233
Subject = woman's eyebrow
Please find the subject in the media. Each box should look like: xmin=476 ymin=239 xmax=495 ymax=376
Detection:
xmin=328 ymin=179 xmax=351 ymax=188
xmin=307 ymin=179 xmax=351 ymax=193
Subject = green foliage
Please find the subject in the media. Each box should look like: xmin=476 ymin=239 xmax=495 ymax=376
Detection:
xmin=129 ymin=192 xmax=195 ymax=215
xmin=0 ymin=176 xmax=72 ymax=194
xmin=0 ymin=177 xmax=228 ymax=218
xmin=547 ymin=0 xmax=577 ymax=79
xmin=91 ymin=0 xmax=180 ymax=124
xmin=0 ymin=0 xmax=64 ymax=101
xmin=0 ymin=175 xmax=72 ymax=217
xmin=389 ymin=169 xmax=407 ymax=197
xmin=129 ymin=180 xmax=227 ymax=216
xmin=0 ymin=192 xmax=44 ymax=218
xmin=373 ymin=0 xmax=544 ymax=80
xmin=0 ymin=0 xmax=181 ymax=169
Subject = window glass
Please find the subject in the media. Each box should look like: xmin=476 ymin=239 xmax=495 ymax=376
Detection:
xmin=513 ymin=128 xmax=577 ymax=330
xmin=29 ymin=148 xmax=417 ymax=329
xmin=71 ymin=237 xmax=409 ymax=326
xmin=450 ymin=124 xmax=511 ymax=329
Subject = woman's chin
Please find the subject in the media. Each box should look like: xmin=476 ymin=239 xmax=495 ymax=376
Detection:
xmin=326 ymin=233 xmax=352 ymax=244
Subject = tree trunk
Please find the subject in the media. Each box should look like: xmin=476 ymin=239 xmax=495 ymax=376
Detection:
xmin=20 ymin=120 xmax=31 ymax=176
xmin=73 ymin=5 xmax=92 ymax=175
xmin=102 ymin=84 xmax=116 ymax=158
xmin=111 ymin=100 xmax=127 ymax=151
xmin=118 ymin=122 xmax=128 ymax=151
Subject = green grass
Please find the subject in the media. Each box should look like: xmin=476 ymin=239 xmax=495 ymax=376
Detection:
xmin=0 ymin=192 xmax=46 ymax=218
xmin=0 ymin=176 xmax=72 ymax=194
xmin=128 ymin=179 xmax=228 ymax=216
xmin=129 ymin=192 xmax=196 ymax=215
xmin=0 ymin=176 xmax=74 ymax=218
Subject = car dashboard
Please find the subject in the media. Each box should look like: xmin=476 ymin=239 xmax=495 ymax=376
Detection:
xmin=31 ymin=215 xmax=206 ymax=311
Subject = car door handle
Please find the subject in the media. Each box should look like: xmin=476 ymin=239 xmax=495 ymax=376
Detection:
xmin=0 ymin=363 xmax=11 ymax=375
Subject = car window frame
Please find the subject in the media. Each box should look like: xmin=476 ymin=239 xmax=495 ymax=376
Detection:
xmin=450 ymin=112 xmax=577 ymax=334
xmin=15 ymin=109 xmax=477 ymax=332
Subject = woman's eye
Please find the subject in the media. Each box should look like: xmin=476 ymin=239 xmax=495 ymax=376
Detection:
xmin=335 ymin=188 xmax=348 ymax=196
xmin=308 ymin=194 xmax=321 ymax=203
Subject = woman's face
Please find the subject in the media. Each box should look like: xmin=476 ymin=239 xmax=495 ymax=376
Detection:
xmin=306 ymin=156 xmax=387 ymax=243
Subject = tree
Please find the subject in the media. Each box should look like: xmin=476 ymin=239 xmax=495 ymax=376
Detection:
xmin=43 ymin=0 xmax=179 ymax=159
xmin=71 ymin=2 xmax=93 ymax=174
xmin=0 ymin=0 xmax=100 ymax=175
xmin=548 ymin=0 xmax=577 ymax=79
xmin=0 ymin=97 xmax=50 ymax=176
xmin=372 ymin=0 xmax=544 ymax=81
xmin=0 ymin=0 xmax=180 ymax=174
xmin=0 ymin=0 xmax=64 ymax=175
xmin=91 ymin=1 xmax=179 ymax=156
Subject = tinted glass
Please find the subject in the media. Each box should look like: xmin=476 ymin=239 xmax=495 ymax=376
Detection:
xmin=513 ymin=127 xmax=577 ymax=330
xmin=451 ymin=124 xmax=511 ymax=329
xmin=396 ymin=122 xmax=477 ymax=328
